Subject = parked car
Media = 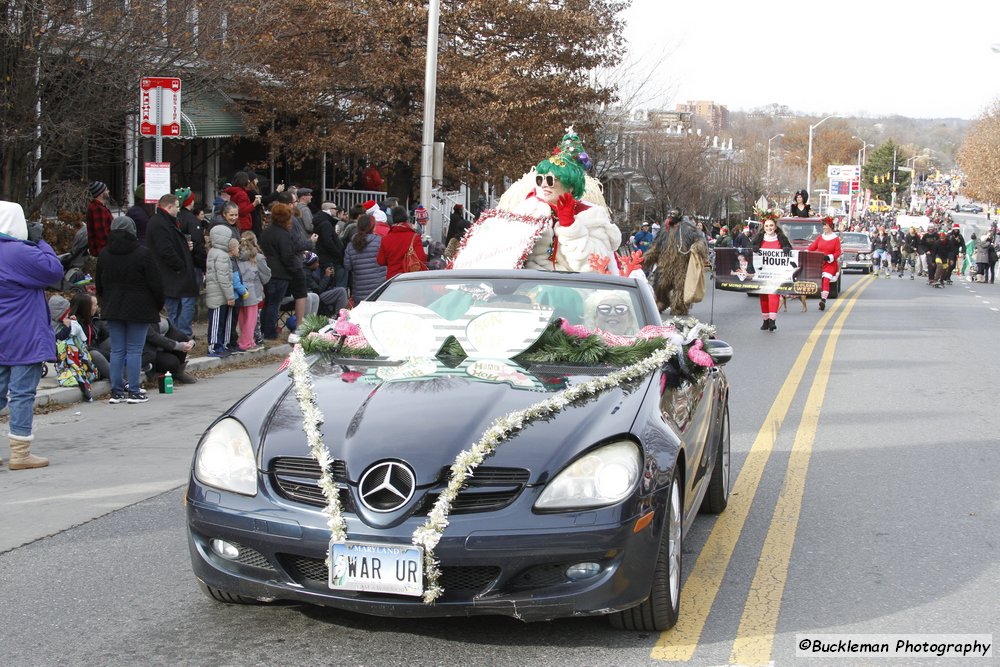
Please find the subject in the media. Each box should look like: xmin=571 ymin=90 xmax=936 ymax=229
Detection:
xmin=839 ymin=231 xmax=874 ymax=273
xmin=187 ymin=269 xmax=733 ymax=631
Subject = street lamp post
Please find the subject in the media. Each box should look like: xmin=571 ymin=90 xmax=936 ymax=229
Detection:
xmin=419 ymin=0 xmax=441 ymax=241
xmin=806 ymin=115 xmax=837 ymax=198
xmin=767 ymin=133 xmax=784 ymax=191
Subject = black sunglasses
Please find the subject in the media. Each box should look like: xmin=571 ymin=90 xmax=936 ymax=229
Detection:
xmin=535 ymin=174 xmax=557 ymax=187
xmin=597 ymin=304 xmax=629 ymax=315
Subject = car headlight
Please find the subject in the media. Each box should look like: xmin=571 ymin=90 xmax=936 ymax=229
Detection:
xmin=194 ymin=417 xmax=258 ymax=496
xmin=859 ymin=253 xmax=869 ymax=260
xmin=534 ymin=441 xmax=641 ymax=510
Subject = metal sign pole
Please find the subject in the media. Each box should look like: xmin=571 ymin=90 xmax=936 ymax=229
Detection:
xmin=155 ymin=86 xmax=163 ymax=163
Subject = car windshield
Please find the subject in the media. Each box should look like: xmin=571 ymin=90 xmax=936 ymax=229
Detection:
xmin=841 ymin=233 xmax=869 ymax=245
xmin=377 ymin=276 xmax=648 ymax=336
xmin=781 ymin=222 xmax=820 ymax=242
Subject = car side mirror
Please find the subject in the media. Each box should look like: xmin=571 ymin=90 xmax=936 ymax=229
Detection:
xmin=706 ymin=339 xmax=733 ymax=366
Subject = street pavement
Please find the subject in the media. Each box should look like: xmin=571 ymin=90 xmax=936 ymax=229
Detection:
xmin=1 ymin=273 xmax=998 ymax=666
xmin=0 ymin=348 xmax=288 ymax=553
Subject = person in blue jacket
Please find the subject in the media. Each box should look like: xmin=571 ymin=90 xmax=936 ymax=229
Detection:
xmin=0 ymin=201 xmax=64 ymax=469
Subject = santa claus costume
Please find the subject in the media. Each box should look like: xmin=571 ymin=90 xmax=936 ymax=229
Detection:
xmin=807 ymin=218 xmax=842 ymax=310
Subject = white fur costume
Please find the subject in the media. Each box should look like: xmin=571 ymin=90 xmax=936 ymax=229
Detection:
xmin=498 ymin=170 xmax=621 ymax=274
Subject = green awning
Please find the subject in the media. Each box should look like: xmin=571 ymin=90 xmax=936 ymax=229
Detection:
xmin=175 ymin=89 xmax=246 ymax=139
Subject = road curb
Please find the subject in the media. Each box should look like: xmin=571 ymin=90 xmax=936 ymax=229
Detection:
xmin=2 ymin=344 xmax=292 ymax=413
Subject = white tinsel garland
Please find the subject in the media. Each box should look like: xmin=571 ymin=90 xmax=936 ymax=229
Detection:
xmin=288 ymin=340 xmax=678 ymax=604
xmin=289 ymin=346 xmax=347 ymax=548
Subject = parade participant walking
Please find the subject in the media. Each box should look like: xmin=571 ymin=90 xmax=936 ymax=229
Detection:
xmin=923 ymin=224 xmax=943 ymax=286
xmin=751 ymin=217 xmax=793 ymax=331
xmin=86 ymin=181 xmax=114 ymax=257
xmin=903 ymin=226 xmax=921 ymax=279
xmin=807 ymin=217 xmax=842 ymax=310
xmin=944 ymin=223 xmax=964 ymax=284
xmin=146 ymin=193 xmax=199 ymax=336
xmin=0 ymin=201 xmax=63 ymax=468
xmin=96 ymin=216 xmax=164 ymax=404
xmin=984 ymin=231 xmax=998 ymax=284
xmin=377 ymin=206 xmax=426 ymax=279
xmin=871 ymin=226 xmax=893 ymax=278
xmin=790 ymin=190 xmax=812 ymax=217
xmin=642 ymin=208 xmax=709 ymax=315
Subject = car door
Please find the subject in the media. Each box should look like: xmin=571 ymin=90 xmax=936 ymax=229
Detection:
xmin=659 ymin=370 xmax=717 ymax=516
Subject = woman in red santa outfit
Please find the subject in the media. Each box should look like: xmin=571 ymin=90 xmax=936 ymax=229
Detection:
xmin=751 ymin=216 xmax=793 ymax=331
xmin=807 ymin=217 xmax=841 ymax=311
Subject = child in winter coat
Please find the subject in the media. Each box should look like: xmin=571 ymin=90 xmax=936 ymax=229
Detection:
xmin=205 ymin=225 xmax=236 ymax=356
xmin=236 ymin=231 xmax=271 ymax=351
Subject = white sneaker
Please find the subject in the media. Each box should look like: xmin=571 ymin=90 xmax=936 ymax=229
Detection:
xmin=287 ymin=333 xmax=301 ymax=345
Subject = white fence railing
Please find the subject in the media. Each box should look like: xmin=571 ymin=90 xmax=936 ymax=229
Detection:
xmin=322 ymin=188 xmax=388 ymax=213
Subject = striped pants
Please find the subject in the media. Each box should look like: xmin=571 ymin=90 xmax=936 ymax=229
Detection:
xmin=208 ymin=304 xmax=234 ymax=352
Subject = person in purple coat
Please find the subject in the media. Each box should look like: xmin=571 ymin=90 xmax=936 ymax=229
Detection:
xmin=0 ymin=201 xmax=64 ymax=469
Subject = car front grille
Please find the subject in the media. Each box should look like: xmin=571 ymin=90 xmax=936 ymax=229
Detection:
xmin=271 ymin=457 xmax=353 ymax=510
xmin=270 ymin=457 xmax=528 ymax=515
xmin=280 ymin=554 xmax=500 ymax=600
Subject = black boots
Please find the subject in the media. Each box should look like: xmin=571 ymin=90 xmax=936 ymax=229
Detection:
xmin=761 ymin=319 xmax=770 ymax=330
xmin=819 ymin=298 xmax=826 ymax=311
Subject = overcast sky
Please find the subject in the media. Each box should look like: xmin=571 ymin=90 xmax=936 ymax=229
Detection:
xmin=623 ymin=0 xmax=1000 ymax=120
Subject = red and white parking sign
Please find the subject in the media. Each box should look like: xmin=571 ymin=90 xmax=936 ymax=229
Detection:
xmin=140 ymin=77 xmax=181 ymax=137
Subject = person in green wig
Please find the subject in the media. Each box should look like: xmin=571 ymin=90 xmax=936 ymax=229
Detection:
xmin=482 ymin=126 xmax=622 ymax=274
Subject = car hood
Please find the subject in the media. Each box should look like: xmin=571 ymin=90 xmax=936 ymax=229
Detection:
xmin=257 ymin=357 xmax=654 ymax=485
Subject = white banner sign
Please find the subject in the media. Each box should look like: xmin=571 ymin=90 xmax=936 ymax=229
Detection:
xmin=451 ymin=208 xmax=549 ymax=270
xmin=143 ymin=162 xmax=171 ymax=203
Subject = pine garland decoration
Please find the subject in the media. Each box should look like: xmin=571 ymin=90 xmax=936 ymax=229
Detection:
xmin=516 ymin=321 xmax=668 ymax=367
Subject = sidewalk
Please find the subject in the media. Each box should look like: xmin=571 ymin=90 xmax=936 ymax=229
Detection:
xmin=20 ymin=343 xmax=292 ymax=411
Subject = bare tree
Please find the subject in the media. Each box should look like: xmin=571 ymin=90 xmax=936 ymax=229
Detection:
xmin=0 ymin=0 xmax=281 ymax=208
xmin=958 ymin=99 xmax=1000 ymax=204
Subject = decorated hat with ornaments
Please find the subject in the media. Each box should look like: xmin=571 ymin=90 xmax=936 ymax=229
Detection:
xmin=535 ymin=125 xmax=591 ymax=199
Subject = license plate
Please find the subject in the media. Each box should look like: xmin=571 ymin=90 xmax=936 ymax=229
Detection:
xmin=328 ymin=540 xmax=424 ymax=597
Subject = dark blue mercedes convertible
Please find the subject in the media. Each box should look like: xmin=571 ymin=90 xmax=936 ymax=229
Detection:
xmin=186 ymin=269 xmax=732 ymax=631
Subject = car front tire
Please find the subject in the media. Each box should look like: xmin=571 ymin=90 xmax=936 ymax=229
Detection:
xmin=608 ymin=469 xmax=682 ymax=631
xmin=700 ymin=405 xmax=730 ymax=514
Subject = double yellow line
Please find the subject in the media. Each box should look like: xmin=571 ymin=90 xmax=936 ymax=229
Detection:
xmin=652 ymin=275 xmax=874 ymax=664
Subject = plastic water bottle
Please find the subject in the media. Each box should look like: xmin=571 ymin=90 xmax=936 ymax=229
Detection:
xmin=163 ymin=371 xmax=173 ymax=395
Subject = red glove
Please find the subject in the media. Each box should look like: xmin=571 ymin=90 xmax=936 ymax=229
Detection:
xmin=554 ymin=192 xmax=576 ymax=227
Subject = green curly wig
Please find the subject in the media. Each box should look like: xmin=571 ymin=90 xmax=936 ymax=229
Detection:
xmin=536 ymin=128 xmax=588 ymax=199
